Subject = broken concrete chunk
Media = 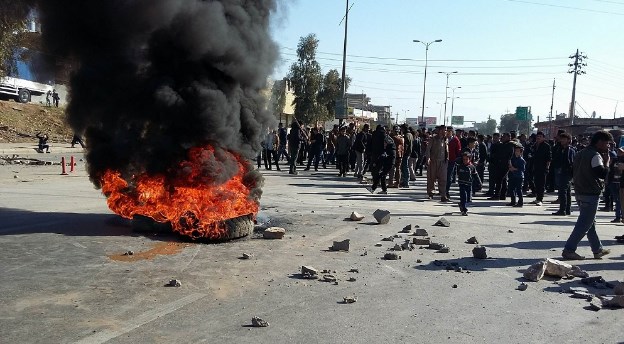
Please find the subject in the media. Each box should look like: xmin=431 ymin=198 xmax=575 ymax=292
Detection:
xmin=322 ymin=275 xmax=337 ymax=283
xmin=428 ymin=242 xmax=446 ymax=250
xmin=472 ymin=246 xmax=488 ymax=259
xmin=437 ymin=246 xmax=450 ymax=253
xmin=384 ymin=252 xmax=401 ymax=260
xmin=330 ymin=239 xmax=350 ymax=252
xmin=241 ymin=253 xmax=253 ymax=260
xmin=348 ymin=277 xmax=356 ymax=282
xmin=401 ymin=224 xmax=412 ymax=233
xmin=544 ymin=258 xmax=573 ymax=278
xmin=350 ymin=212 xmax=365 ymax=221
xmin=413 ymin=237 xmax=431 ymax=246
xmin=252 ymin=316 xmax=269 ymax=327
xmin=381 ymin=236 xmax=394 ymax=242
xmin=569 ymin=265 xmax=589 ymax=278
xmin=392 ymin=244 xmax=403 ymax=251
xmin=581 ymin=276 xmax=606 ymax=285
xmin=570 ymin=291 xmax=594 ymax=300
xmin=348 ymin=268 xmax=359 ymax=273
xmin=373 ymin=209 xmax=391 ymax=224
xmin=374 ymin=243 xmax=383 ymax=247
xmin=414 ymin=228 xmax=429 ymax=236
xmin=263 ymin=227 xmax=286 ymax=239
xmin=602 ymin=295 xmax=624 ymax=308
xmin=508 ymin=229 xmax=514 ymax=233
xmin=567 ymin=287 xmax=589 ymax=294
xmin=523 ymin=261 xmax=547 ymax=282
xmin=517 ymin=283 xmax=528 ymax=291
xmin=301 ymin=266 xmax=319 ymax=276
xmin=466 ymin=236 xmax=479 ymax=244
xmin=433 ymin=217 xmax=450 ymax=227
xmin=401 ymin=240 xmax=413 ymax=251
xmin=343 ymin=296 xmax=357 ymax=304
xmin=166 ymin=279 xmax=181 ymax=287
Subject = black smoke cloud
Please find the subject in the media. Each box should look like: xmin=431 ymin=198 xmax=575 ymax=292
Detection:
xmin=36 ymin=0 xmax=278 ymax=191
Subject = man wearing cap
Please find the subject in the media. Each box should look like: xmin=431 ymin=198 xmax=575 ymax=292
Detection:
xmin=446 ymin=127 xmax=462 ymax=199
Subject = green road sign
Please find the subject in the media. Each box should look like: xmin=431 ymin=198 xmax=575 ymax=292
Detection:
xmin=516 ymin=106 xmax=529 ymax=121
xmin=451 ymin=116 xmax=464 ymax=126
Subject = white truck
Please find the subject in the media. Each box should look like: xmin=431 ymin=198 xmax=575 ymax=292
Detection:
xmin=0 ymin=75 xmax=53 ymax=103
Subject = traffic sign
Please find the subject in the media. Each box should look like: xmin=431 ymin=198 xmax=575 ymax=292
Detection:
xmin=516 ymin=106 xmax=530 ymax=121
xmin=451 ymin=116 xmax=464 ymax=125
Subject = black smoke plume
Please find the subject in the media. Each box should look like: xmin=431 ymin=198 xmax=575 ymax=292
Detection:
xmin=37 ymin=0 xmax=279 ymax=195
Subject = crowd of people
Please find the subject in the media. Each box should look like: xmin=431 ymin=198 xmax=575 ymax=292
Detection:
xmin=258 ymin=121 xmax=619 ymax=260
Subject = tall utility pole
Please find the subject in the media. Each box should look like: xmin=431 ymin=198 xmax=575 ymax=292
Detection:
xmin=439 ymin=71 xmax=457 ymax=126
xmin=548 ymin=79 xmax=555 ymax=138
xmin=339 ymin=0 xmax=351 ymax=127
xmin=568 ymin=49 xmax=587 ymax=125
xmin=413 ymin=39 xmax=442 ymax=126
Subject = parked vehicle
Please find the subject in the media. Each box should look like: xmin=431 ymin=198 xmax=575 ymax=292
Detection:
xmin=0 ymin=76 xmax=53 ymax=103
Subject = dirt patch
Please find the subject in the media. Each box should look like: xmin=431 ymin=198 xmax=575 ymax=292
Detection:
xmin=108 ymin=242 xmax=192 ymax=262
xmin=0 ymin=100 xmax=73 ymax=143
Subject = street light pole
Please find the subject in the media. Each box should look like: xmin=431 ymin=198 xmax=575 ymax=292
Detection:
xmin=439 ymin=71 xmax=457 ymax=126
xmin=413 ymin=39 xmax=442 ymax=126
xmin=450 ymin=86 xmax=461 ymax=119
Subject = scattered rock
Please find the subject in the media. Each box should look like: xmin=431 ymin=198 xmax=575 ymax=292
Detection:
xmin=568 ymin=265 xmax=589 ymax=278
xmin=392 ymin=244 xmax=402 ymax=251
xmin=322 ymin=275 xmax=337 ymax=283
xmin=414 ymin=228 xmax=429 ymax=236
xmin=454 ymin=266 xmax=463 ymax=273
xmin=263 ymin=227 xmax=286 ymax=239
xmin=373 ymin=209 xmax=391 ymax=224
xmin=508 ymin=230 xmax=514 ymax=233
xmin=251 ymin=316 xmax=269 ymax=327
xmin=413 ymin=237 xmax=431 ymax=245
xmin=384 ymin=252 xmax=401 ymax=260
xmin=433 ymin=217 xmax=450 ymax=227
xmin=452 ymin=284 xmax=458 ymax=288
xmin=517 ymin=283 xmax=528 ymax=291
xmin=166 ymin=279 xmax=181 ymax=287
xmin=348 ymin=268 xmax=359 ymax=273
xmin=401 ymin=240 xmax=413 ymax=251
xmin=466 ymin=236 xmax=479 ymax=244
xmin=330 ymin=239 xmax=350 ymax=252
xmin=581 ymin=276 xmax=606 ymax=285
xmin=428 ymin=242 xmax=446 ymax=250
xmin=123 ymin=250 xmax=134 ymax=256
xmin=523 ymin=261 xmax=547 ymax=282
xmin=374 ymin=243 xmax=383 ymax=247
xmin=241 ymin=253 xmax=253 ymax=260
xmin=348 ymin=277 xmax=357 ymax=282
xmin=343 ymin=296 xmax=357 ymax=304
xmin=544 ymin=258 xmax=573 ymax=278
xmin=585 ymin=302 xmax=602 ymax=312
xmin=301 ymin=266 xmax=319 ymax=279
xmin=381 ymin=236 xmax=394 ymax=242
xmin=472 ymin=246 xmax=488 ymax=259
xmin=437 ymin=246 xmax=450 ymax=253
xmin=570 ymin=291 xmax=594 ymax=300
xmin=350 ymin=212 xmax=365 ymax=221
xmin=13 ymin=175 xmax=18 ymax=179
xmin=401 ymin=224 xmax=412 ymax=233
xmin=567 ymin=287 xmax=589 ymax=294
xmin=416 ymin=259 xmax=422 ymax=263
xmin=602 ymin=295 xmax=624 ymax=308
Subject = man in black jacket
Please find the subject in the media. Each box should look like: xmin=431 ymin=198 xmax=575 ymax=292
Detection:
xmin=476 ymin=134 xmax=488 ymax=191
xmin=552 ymin=132 xmax=575 ymax=215
xmin=530 ymin=132 xmax=552 ymax=206
xmin=562 ymin=131 xmax=612 ymax=260
xmin=488 ymin=133 xmax=514 ymax=200
xmin=367 ymin=125 xmax=392 ymax=194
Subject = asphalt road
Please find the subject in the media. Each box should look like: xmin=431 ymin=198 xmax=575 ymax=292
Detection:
xmin=1 ymin=150 xmax=622 ymax=343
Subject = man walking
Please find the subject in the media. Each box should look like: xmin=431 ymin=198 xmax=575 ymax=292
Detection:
xmin=562 ymin=131 xmax=612 ymax=260
xmin=288 ymin=121 xmax=304 ymax=175
xmin=446 ymin=127 xmax=462 ymax=198
xmin=400 ymin=124 xmax=413 ymax=188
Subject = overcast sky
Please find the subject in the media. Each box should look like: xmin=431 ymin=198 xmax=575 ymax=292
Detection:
xmin=270 ymin=0 xmax=624 ymax=125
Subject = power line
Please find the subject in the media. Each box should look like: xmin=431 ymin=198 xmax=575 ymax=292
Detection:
xmin=505 ymin=0 xmax=624 ymax=15
xmin=280 ymin=46 xmax=566 ymax=62
xmin=352 ymin=77 xmax=556 ymax=88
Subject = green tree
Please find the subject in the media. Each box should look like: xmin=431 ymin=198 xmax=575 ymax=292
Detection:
xmin=0 ymin=1 xmax=33 ymax=78
xmin=475 ymin=116 xmax=498 ymax=135
xmin=288 ymin=34 xmax=323 ymax=124
xmin=317 ymin=69 xmax=350 ymax=122
xmin=498 ymin=113 xmax=521 ymax=133
xmin=270 ymin=79 xmax=287 ymax=122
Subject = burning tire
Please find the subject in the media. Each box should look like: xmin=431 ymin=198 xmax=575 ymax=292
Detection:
xmin=132 ymin=213 xmax=253 ymax=241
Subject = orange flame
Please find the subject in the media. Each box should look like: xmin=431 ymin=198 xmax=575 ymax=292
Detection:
xmin=100 ymin=145 xmax=259 ymax=240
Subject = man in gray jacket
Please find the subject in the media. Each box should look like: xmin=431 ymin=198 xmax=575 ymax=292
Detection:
xmin=562 ymin=131 xmax=612 ymax=260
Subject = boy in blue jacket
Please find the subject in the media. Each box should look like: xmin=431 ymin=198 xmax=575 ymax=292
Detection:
xmin=507 ymin=145 xmax=526 ymax=207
